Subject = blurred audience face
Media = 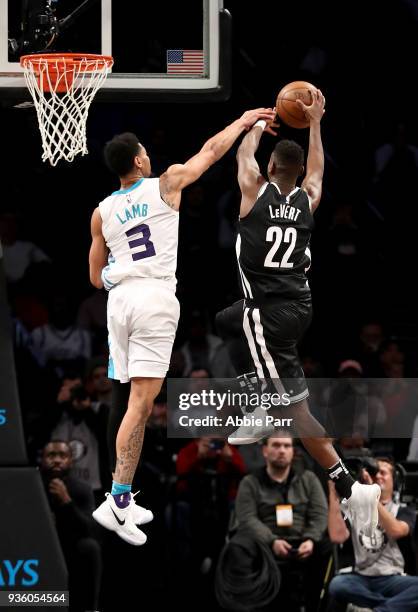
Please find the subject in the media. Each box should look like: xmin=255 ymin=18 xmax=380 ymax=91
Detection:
xmin=379 ymin=341 xmax=405 ymax=377
xmin=91 ymin=365 xmax=111 ymax=394
xmin=149 ymin=401 xmax=167 ymax=428
xmin=375 ymin=460 xmax=394 ymax=498
xmin=339 ymin=367 xmax=362 ymax=379
xmin=339 ymin=436 xmax=367 ymax=451
xmin=190 ymin=368 xmax=210 ymax=379
xmin=263 ymin=437 xmax=294 ymax=470
xmin=332 ymin=202 xmax=355 ymax=226
xmin=188 ymin=368 xmax=211 ymax=393
xmin=380 ymin=341 xmax=404 ymax=368
xmin=360 ymin=323 xmax=384 ymax=352
xmin=301 ymin=355 xmax=323 ymax=377
xmin=41 ymin=442 xmax=72 ymax=478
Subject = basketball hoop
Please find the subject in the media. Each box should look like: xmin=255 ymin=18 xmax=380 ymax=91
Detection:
xmin=20 ymin=53 xmax=114 ymax=166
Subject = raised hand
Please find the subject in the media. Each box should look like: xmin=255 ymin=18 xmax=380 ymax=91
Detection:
xmin=239 ymin=107 xmax=277 ymax=130
xmin=296 ymin=89 xmax=325 ymax=123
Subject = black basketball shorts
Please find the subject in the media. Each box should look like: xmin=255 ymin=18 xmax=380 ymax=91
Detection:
xmin=242 ymin=296 xmax=312 ymax=403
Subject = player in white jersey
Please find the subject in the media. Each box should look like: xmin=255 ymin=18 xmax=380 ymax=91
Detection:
xmin=89 ymin=108 xmax=276 ymax=545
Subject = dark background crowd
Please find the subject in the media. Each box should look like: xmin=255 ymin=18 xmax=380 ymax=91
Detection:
xmin=1 ymin=0 xmax=418 ymax=610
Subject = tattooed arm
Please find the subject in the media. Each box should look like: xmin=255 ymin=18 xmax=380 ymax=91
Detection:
xmin=159 ymin=108 xmax=275 ymax=211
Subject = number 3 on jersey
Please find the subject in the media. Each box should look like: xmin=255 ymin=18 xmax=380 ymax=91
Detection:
xmin=264 ymin=227 xmax=297 ymax=268
xmin=126 ymin=223 xmax=156 ymax=261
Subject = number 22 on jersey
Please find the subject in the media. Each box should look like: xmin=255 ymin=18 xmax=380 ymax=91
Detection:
xmin=264 ymin=227 xmax=297 ymax=268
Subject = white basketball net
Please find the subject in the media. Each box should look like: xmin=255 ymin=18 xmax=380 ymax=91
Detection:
xmin=21 ymin=55 xmax=113 ymax=166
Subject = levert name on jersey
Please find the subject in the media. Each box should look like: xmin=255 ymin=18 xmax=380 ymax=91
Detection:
xmin=237 ymin=182 xmax=313 ymax=301
xmin=268 ymin=203 xmax=301 ymax=222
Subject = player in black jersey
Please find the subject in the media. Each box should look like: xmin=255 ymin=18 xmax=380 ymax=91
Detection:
xmin=218 ymin=89 xmax=380 ymax=535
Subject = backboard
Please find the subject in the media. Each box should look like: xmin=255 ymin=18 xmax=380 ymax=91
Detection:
xmin=0 ymin=0 xmax=231 ymax=101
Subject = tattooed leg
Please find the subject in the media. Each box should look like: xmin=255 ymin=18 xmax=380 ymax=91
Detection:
xmin=114 ymin=377 xmax=163 ymax=484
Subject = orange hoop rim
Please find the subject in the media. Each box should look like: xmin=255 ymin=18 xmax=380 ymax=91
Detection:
xmin=20 ymin=53 xmax=114 ymax=71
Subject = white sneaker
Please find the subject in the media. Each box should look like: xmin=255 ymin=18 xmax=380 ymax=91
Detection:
xmin=228 ymin=406 xmax=275 ymax=445
xmin=130 ymin=491 xmax=154 ymax=525
xmin=342 ymin=481 xmax=381 ymax=537
xmin=347 ymin=605 xmax=373 ymax=612
xmin=228 ymin=423 xmax=275 ymax=445
xmin=92 ymin=493 xmax=147 ymax=546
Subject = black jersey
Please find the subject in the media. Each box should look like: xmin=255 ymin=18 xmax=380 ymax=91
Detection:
xmin=237 ymin=182 xmax=313 ymax=301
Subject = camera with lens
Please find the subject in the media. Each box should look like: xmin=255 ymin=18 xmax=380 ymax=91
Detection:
xmin=342 ymin=455 xmax=379 ymax=482
xmin=360 ymin=456 xmax=379 ymax=478
xmin=9 ymin=0 xmax=60 ymax=55
xmin=8 ymin=0 xmax=97 ymax=57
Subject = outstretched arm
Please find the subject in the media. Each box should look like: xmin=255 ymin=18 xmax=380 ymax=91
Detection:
xmin=299 ymin=89 xmax=326 ymax=212
xmin=159 ymin=108 xmax=276 ymax=210
xmin=89 ymin=207 xmax=108 ymax=289
xmin=237 ymin=119 xmax=279 ymax=217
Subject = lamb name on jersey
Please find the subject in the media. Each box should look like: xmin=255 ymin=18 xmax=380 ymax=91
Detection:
xmin=98 ymin=177 xmax=179 ymax=290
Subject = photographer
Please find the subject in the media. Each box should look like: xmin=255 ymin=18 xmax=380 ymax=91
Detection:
xmin=168 ymin=437 xmax=246 ymax=580
xmin=40 ymin=440 xmax=101 ymax=612
xmin=327 ymin=457 xmax=418 ymax=612
xmin=176 ymin=436 xmax=246 ymax=499
xmin=235 ymin=436 xmax=329 ymax=612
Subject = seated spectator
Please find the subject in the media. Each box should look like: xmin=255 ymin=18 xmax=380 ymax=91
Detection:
xmin=350 ymin=321 xmax=386 ymax=377
xmin=40 ymin=441 xmax=101 ymax=612
xmin=0 ymin=212 xmax=51 ymax=285
xmin=235 ymin=435 xmax=329 ymax=612
xmin=31 ymin=293 xmax=92 ymax=378
xmin=180 ymin=310 xmax=223 ymax=375
xmin=77 ymin=290 xmax=108 ymax=355
xmin=33 ymin=377 xmax=110 ymax=497
xmin=330 ymin=360 xmax=386 ymax=439
xmin=379 ymin=338 xmax=407 ymax=378
xmin=327 ymin=457 xmax=418 ymax=612
xmin=372 ymin=122 xmax=418 ymax=199
xmin=176 ymin=436 xmax=246 ymax=500
xmin=85 ymin=358 xmax=112 ymax=407
xmin=168 ymin=437 xmax=246 ymax=577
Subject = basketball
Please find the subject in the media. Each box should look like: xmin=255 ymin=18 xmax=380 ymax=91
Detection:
xmin=276 ymin=81 xmax=317 ymax=129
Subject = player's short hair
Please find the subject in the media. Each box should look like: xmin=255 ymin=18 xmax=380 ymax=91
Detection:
xmin=272 ymin=140 xmax=304 ymax=170
xmin=104 ymin=132 xmax=143 ymax=176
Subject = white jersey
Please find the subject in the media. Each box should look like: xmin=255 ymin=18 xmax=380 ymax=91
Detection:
xmin=98 ymin=177 xmax=179 ymax=290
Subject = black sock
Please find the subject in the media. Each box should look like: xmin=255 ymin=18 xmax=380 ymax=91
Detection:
xmin=327 ymin=459 xmax=355 ymax=499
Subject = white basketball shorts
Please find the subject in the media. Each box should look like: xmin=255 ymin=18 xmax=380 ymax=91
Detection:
xmin=107 ymin=278 xmax=180 ymax=381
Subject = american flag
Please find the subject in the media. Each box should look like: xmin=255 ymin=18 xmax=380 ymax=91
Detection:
xmin=167 ymin=49 xmax=204 ymax=75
